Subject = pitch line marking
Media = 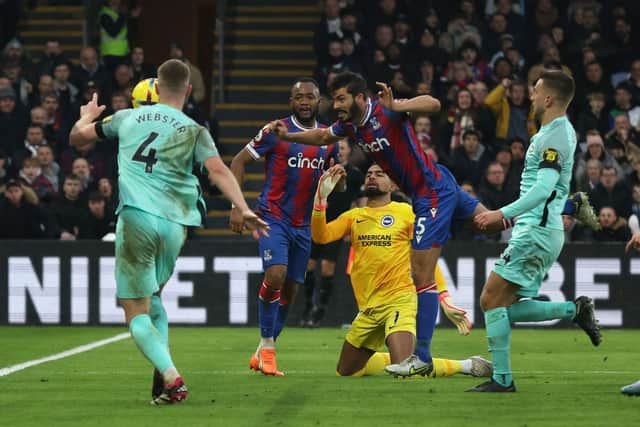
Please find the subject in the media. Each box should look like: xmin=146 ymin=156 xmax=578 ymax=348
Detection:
xmin=0 ymin=332 xmax=130 ymax=377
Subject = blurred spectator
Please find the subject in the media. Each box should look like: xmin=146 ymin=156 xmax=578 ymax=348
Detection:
xmin=0 ymin=85 xmax=28 ymax=157
xmin=588 ymin=166 xmax=632 ymax=219
xmin=78 ymin=191 xmax=116 ymax=239
xmin=12 ymin=123 xmax=46 ymax=174
xmin=36 ymin=40 xmax=68 ymax=77
xmin=575 ymin=91 xmax=610 ymax=140
xmin=341 ymin=36 xmax=364 ymax=74
xmin=482 ymin=13 xmax=509 ymax=58
xmin=409 ymin=29 xmax=449 ymax=75
xmin=3 ymin=60 xmax=31 ymax=108
xmin=451 ymin=129 xmax=490 ymax=188
xmin=609 ymin=83 xmax=640 ymax=129
xmin=478 ymin=161 xmax=516 ymax=210
xmin=1 ymin=38 xmax=33 ymax=78
xmin=393 ymin=15 xmax=412 ymax=48
xmin=315 ymin=38 xmax=347 ymax=92
xmin=109 ymin=63 xmax=134 ymax=101
xmin=627 ymin=58 xmax=640 ymax=106
xmin=53 ymin=62 xmax=80 ymax=116
xmin=458 ymin=41 xmax=491 ymax=83
xmin=575 ymin=61 xmax=613 ymax=108
xmin=494 ymin=145 xmax=520 ymax=195
xmin=484 ymin=78 xmax=533 ymax=144
xmin=130 ymin=46 xmax=155 ymax=82
xmin=99 ymin=0 xmax=139 ymax=70
xmin=18 ymin=157 xmax=56 ymax=204
xmin=0 ymin=179 xmax=46 ymax=239
xmin=50 ymin=174 xmax=86 ymax=240
xmin=609 ymin=16 xmax=636 ymax=75
xmin=97 ymin=177 xmax=117 ymax=215
xmin=109 ymin=91 xmax=129 ymax=113
xmin=366 ymin=0 xmax=406 ymax=38
xmin=413 ymin=114 xmax=432 ymax=151
xmin=313 ymin=0 xmax=342 ymax=66
xmin=40 ymin=92 xmax=73 ymax=150
xmin=37 ymin=144 xmax=62 ymax=192
xmin=438 ymin=87 xmax=478 ymax=157
xmin=605 ymin=113 xmax=640 ymax=173
xmin=71 ymin=157 xmax=94 ymax=193
xmin=72 ymin=46 xmax=111 ymax=100
xmin=0 ymin=0 xmax=20 ymax=49
xmin=575 ymin=131 xmax=623 ymax=184
xmin=169 ymin=41 xmax=205 ymax=104
xmin=439 ymin=12 xmax=481 ymax=55
xmin=576 ymin=158 xmax=602 ymax=192
xmin=28 ymin=74 xmax=54 ymax=110
xmin=592 ymin=206 xmax=631 ymax=242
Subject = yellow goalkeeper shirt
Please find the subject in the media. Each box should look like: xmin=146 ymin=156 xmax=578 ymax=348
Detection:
xmin=311 ymin=201 xmax=416 ymax=310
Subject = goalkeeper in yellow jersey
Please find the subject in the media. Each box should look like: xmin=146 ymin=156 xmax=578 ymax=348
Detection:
xmin=311 ymin=163 xmax=491 ymax=378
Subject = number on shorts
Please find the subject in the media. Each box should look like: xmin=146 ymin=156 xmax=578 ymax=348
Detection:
xmin=132 ymin=132 xmax=159 ymax=173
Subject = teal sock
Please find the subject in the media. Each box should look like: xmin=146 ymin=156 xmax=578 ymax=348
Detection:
xmin=507 ymin=299 xmax=576 ymax=322
xmin=129 ymin=314 xmax=174 ymax=373
xmin=149 ymin=295 xmax=169 ymax=345
xmin=485 ymin=307 xmax=513 ymax=387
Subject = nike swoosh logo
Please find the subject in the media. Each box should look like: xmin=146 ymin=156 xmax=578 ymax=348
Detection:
xmin=356 ymin=219 xmax=366 ymax=223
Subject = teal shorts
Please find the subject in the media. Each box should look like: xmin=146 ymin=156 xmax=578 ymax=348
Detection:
xmin=115 ymin=207 xmax=187 ymax=299
xmin=492 ymin=225 xmax=564 ymax=298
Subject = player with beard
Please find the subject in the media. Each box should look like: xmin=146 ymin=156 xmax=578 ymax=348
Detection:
xmin=271 ymin=71 xmax=599 ymax=378
xmin=311 ymin=163 xmax=492 ymax=378
xmin=271 ymin=71 xmax=481 ymax=378
xmin=230 ymin=77 xmax=339 ymax=376
xmin=470 ymin=71 xmax=601 ymax=392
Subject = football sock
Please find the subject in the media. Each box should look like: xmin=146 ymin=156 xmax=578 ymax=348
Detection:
xmin=362 ymin=352 xmax=391 ymax=375
xmin=485 ymin=307 xmax=513 ymax=387
xmin=415 ymin=282 xmax=438 ymax=363
xmin=149 ymin=295 xmax=168 ymax=345
xmin=258 ymin=280 xmax=280 ymax=339
xmin=563 ymin=199 xmax=576 ymax=216
xmin=429 ymin=358 xmax=464 ymax=377
xmin=129 ymin=314 xmax=174 ymax=374
xmin=507 ymin=299 xmax=576 ymax=322
xmin=273 ymin=299 xmax=290 ymax=340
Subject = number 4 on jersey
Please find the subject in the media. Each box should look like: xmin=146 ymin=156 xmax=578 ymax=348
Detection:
xmin=133 ymin=132 xmax=159 ymax=173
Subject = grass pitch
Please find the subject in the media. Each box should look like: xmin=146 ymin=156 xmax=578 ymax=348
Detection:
xmin=1 ymin=326 xmax=638 ymax=427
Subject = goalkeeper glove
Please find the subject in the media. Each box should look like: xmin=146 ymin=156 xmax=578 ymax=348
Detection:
xmin=314 ymin=165 xmax=346 ymax=210
xmin=439 ymin=291 xmax=472 ymax=336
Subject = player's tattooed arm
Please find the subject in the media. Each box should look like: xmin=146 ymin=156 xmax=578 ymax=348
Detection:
xmin=269 ymin=120 xmax=340 ymax=146
xmin=376 ymin=81 xmax=441 ymax=114
xmin=70 ymin=93 xmax=105 ymax=149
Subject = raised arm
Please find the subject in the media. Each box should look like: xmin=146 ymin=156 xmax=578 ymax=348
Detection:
xmin=376 ymin=82 xmax=441 ymax=114
xmin=311 ymin=165 xmax=350 ymax=244
xmin=69 ymin=93 xmax=105 ymax=150
xmin=271 ymin=120 xmax=341 ymax=146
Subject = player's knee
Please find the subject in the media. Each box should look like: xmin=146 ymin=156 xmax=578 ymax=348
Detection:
xmin=480 ymin=287 xmax=504 ymax=311
xmin=320 ymin=261 xmax=336 ymax=277
xmin=264 ymin=269 xmax=286 ymax=288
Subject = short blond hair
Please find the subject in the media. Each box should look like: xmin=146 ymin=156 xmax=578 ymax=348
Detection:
xmin=157 ymin=59 xmax=190 ymax=94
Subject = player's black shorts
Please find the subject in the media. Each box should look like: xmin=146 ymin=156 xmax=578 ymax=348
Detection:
xmin=310 ymin=240 xmax=343 ymax=262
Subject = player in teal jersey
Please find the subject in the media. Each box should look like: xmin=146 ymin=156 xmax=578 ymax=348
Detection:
xmin=621 ymin=232 xmax=640 ymax=396
xmin=468 ymin=71 xmax=602 ymax=392
xmin=69 ymin=59 xmax=268 ymax=405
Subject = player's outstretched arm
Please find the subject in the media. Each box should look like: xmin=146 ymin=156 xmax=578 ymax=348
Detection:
xmin=69 ymin=93 xmax=105 ymax=149
xmin=375 ymin=82 xmax=440 ymax=114
xmin=270 ymin=120 xmax=340 ymax=146
xmin=204 ymin=156 xmax=269 ymax=237
xmin=229 ymin=149 xmax=255 ymax=233
xmin=475 ymin=167 xmax=560 ymax=230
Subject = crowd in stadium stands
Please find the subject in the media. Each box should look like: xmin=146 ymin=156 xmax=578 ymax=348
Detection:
xmin=1 ymin=0 xmax=640 ymax=242
xmin=313 ymin=0 xmax=640 ymax=242
xmin=0 ymin=0 xmax=212 ymax=239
